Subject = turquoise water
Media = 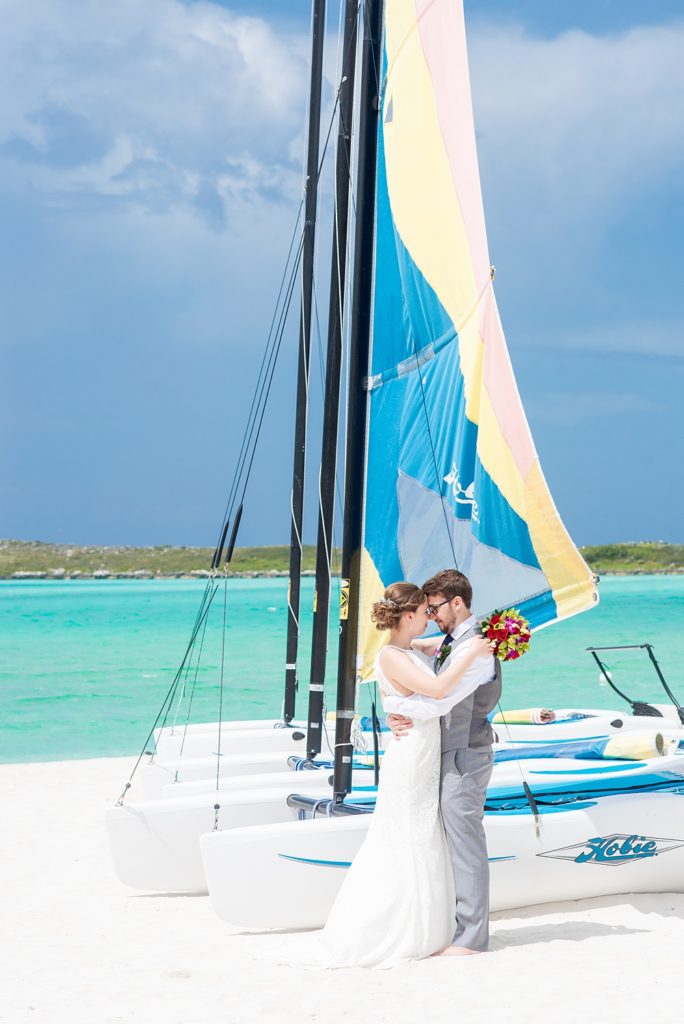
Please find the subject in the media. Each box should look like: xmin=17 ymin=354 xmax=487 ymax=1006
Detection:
xmin=1 ymin=576 xmax=683 ymax=764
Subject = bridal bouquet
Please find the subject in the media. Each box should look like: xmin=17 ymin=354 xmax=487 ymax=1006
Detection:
xmin=479 ymin=608 xmax=531 ymax=662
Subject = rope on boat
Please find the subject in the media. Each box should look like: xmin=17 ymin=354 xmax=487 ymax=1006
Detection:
xmin=177 ymin=604 xmax=212 ymax=759
xmin=215 ymin=571 xmax=229 ymax=793
xmin=493 ymin=696 xmax=542 ymax=838
xmin=113 ymin=70 xmax=353 ymax=800
xmin=113 ymin=584 xmax=220 ymax=803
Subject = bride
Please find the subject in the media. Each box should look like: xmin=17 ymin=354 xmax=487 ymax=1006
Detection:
xmin=313 ymin=581 xmax=491 ymax=969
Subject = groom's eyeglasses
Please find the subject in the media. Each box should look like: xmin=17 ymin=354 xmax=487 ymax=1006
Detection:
xmin=426 ymin=599 xmax=450 ymax=616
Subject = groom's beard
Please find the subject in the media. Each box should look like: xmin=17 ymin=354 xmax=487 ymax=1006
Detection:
xmin=433 ymin=613 xmax=459 ymax=635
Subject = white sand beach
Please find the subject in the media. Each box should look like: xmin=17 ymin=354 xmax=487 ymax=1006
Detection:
xmin=3 ymin=756 xmax=682 ymax=1024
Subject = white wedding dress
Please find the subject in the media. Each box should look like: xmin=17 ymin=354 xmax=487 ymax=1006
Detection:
xmin=307 ymin=648 xmax=455 ymax=969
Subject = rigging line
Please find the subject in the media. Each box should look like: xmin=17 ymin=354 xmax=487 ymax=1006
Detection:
xmin=177 ymin=601 xmax=212 ymax=759
xmin=235 ymin=232 xmax=307 ymax=511
xmin=337 ymin=117 xmax=356 ymax=527
xmin=407 ymin=268 xmax=496 ymax=572
xmin=223 ymin=88 xmax=345 ymax=534
xmin=213 ymin=81 xmax=344 ymax=555
xmin=286 ymin=163 xmax=316 ymax=620
xmin=315 ymin=12 xmax=361 ymax=593
xmin=215 ymin=198 xmax=306 ymax=544
xmin=493 ymin=694 xmax=542 ymax=838
xmin=156 ymin=578 xmax=218 ymax=737
xmin=336 ymin=59 xmax=359 ymax=225
xmin=219 ymin=248 xmax=303 ymax=537
xmin=330 ymin=0 xmax=361 ymax=334
xmin=170 ymin=648 xmax=191 ymax=731
xmin=215 ymin=572 xmax=229 ymax=792
xmin=224 ymin=231 xmax=306 ymax=533
xmin=313 ymin=277 xmax=346 ymax=565
xmin=214 ymin=88 xmax=343 ymax=545
xmin=187 ymin=38 xmax=349 ymax=683
xmin=412 ymin=346 xmax=460 ymax=569
xmin=317 ymin=460 xmax=334 ymax=582
xmin=115 ymin=584 xmax=220 ymax=801
xmin=287 ymin=490 xmax=303 ymax=630
xmin=171 ymin=615 xmax=203 ymax=729
xmin=312 ymin=275 xmax=346 ymax=546
xmin=151 ymin=580 xmax=220 ymax=744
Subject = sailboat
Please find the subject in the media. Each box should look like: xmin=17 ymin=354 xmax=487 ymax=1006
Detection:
xmin=104 ymin=0 xmax=396 ymax=890
xmin=105 ymin=0 xmax=684 ymax=908
xmin=193 ymin=0 xmax=684 ymax=928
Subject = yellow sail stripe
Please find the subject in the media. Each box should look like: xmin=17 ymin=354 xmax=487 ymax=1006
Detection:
xmin=380 ymin=0 xmax=595 ymax=619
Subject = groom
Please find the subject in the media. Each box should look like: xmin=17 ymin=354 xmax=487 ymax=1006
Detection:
xmin=385 ymin=569 xmax=501 ymax=955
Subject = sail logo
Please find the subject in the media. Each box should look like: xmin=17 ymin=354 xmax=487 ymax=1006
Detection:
xmin=538 ymin=834 xmax=684 ymax=867
xmin=444 ymin=464 xmax=479 ymax=523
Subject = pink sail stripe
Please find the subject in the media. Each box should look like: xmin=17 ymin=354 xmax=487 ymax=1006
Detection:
xmin=480 ymin=286 xmax=537 ymax=478
xmin=417 ymin=0 xmax=536 ymax=477
xmin=415 ymin=0 xmax=489 ymax=293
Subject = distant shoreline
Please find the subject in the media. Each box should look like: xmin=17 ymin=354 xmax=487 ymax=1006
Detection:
xmin=2 ymin=539 xmax=684 ymax=580
xmin=5 ymin=568 xmax=315 ymax=581
xmin=4 ymin=570 xmax=684 ymax=581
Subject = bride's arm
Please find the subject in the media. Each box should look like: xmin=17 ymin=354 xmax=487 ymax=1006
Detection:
xmin=410 ymin=636 xmax=441 ymax=656
xmin=380 ymin=638 xmax=491 ymax=699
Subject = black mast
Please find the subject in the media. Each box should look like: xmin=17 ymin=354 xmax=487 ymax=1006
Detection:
xmin=306 ymin=0 xmax=360 ymax=760
xmin=333 ymin=0 xmax=383 ymax=802
xmin=283 ymin=0 xmax=327 ymax=725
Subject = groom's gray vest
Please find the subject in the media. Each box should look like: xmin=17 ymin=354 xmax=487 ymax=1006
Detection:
xmin=439 ymin=624 xmax=502 ymax=752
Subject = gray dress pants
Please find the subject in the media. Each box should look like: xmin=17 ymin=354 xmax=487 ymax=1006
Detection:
xmin=440 ymin=746 xmax=494 ymax=951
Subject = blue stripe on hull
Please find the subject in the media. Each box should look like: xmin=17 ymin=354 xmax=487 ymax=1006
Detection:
xmin=278 ymin=853 xmax=516 ymax=867
xmin=278 ymin=854 xmax=352 ymax=868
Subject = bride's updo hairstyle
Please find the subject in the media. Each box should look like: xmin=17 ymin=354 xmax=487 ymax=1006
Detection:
xmin=371 ymin=582 xmax=426 ymax=631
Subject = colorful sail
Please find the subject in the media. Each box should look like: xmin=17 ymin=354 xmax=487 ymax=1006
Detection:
xmin=358 ymin=0 xmax=598 ymax=676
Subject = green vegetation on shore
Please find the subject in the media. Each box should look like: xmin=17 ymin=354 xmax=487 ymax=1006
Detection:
xmin=0 ymin=540 xmax=335 ymax=579
xmin=1 ymin=539 xmax=682 ymax=580
xmin=578 ymin=543 xmax=684 ymax=575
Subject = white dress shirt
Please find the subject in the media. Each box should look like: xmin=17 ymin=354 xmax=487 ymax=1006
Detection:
xmin=381 ymin=614 xmax=496 ymax=721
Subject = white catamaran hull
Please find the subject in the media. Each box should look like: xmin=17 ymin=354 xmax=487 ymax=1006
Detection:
xmin=105 ymin=770 xmax=377 ymax=893
xmin=200 ymin=787 xmax=684 ymax=931
xmin=153 ymin=724 xmax=310 ymax=761
xmin=159 ymin=765 xmax=375 ymax=800
xmin=152 ymin=706 xmax=682 ymax=762
xmin=135 ymin=750 xmax=320 ymax=801
xmin=155 ymin=719 xmax=307 ymax=736
xmin=138 ymin=709 xmax=681 ymax=800
xmin=108 ymin=739 xmax=683 ymax=895
xmin=491 ymin=707 xmax=682 ymax=744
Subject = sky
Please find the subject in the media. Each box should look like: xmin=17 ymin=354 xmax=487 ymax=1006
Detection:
xmin=1 ymin=0 xmax=682 ymax=550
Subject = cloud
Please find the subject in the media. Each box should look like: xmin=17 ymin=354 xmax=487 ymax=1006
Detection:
xmin=468 ymin=19 xmax=684 ymax=222
xmin=463 ymin=18 xmax=684 ymax=362
xmin=0 ymin=0 xmax=314 ymax=226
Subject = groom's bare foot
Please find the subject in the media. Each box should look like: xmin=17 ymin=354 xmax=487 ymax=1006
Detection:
xmin=438 ymin=945 xmax=482 ymax=957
